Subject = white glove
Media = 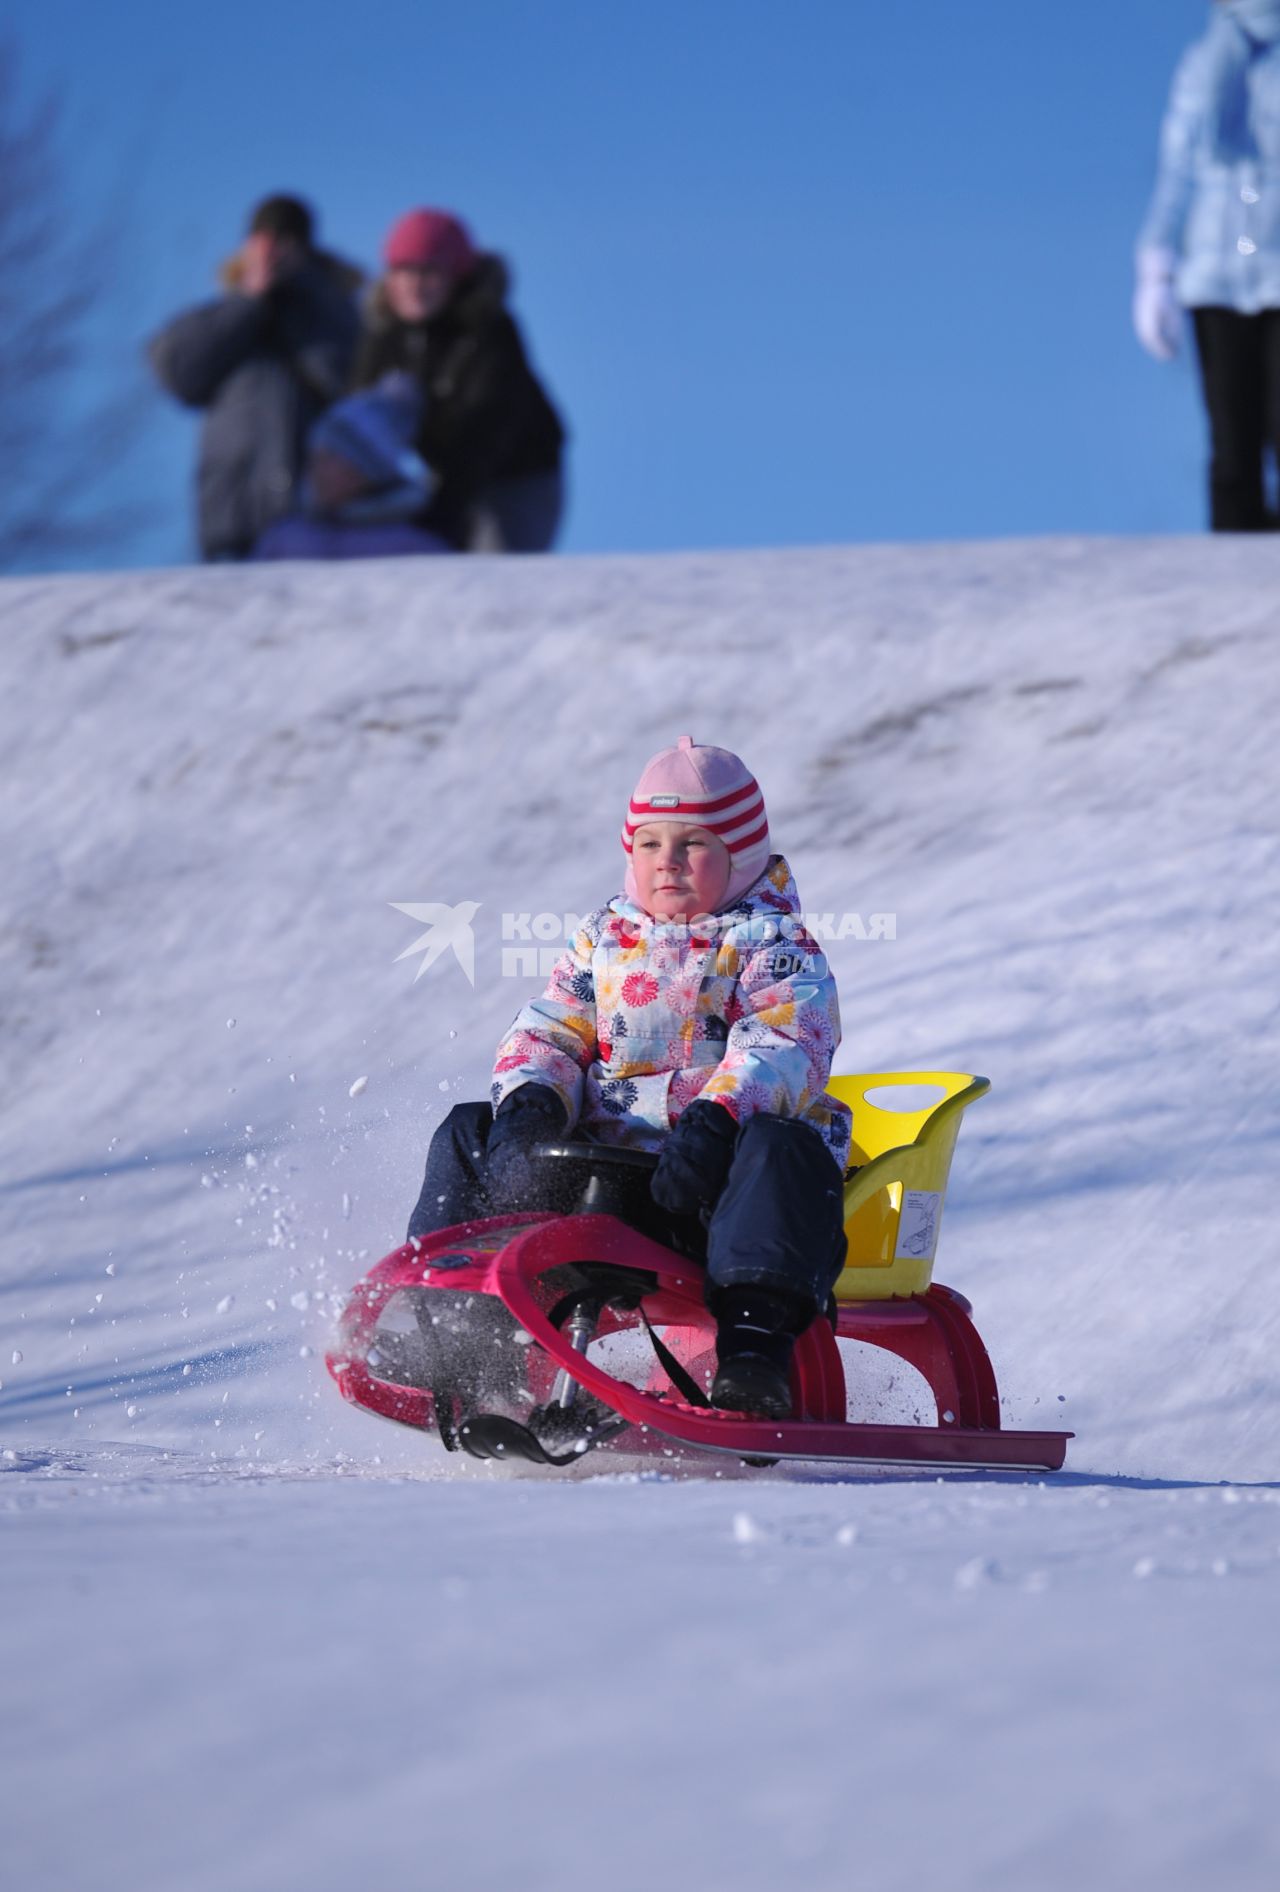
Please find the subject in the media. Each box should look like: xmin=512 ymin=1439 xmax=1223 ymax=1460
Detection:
xmin=1133 ymin=249 xmax=1183 ymax=362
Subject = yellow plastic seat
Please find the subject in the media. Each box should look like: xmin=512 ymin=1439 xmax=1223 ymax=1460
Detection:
xmin=826 ymin=1072 xmax=990 ymax=1301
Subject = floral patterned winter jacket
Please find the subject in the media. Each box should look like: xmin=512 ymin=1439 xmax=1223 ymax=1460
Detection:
xmin=490 ymin=857 xmax=851 ymax=1171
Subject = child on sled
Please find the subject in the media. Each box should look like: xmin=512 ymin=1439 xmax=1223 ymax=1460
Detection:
xmin=407 ymin=736 xmax=851 ymax=1418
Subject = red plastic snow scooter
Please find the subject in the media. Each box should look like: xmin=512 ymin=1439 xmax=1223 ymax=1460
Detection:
xmin=326 ymin=1073 xmax=1071 ymax=1472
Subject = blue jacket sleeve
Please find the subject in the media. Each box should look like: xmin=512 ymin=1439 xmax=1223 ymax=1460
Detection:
xmin=1137 ymin=46 xmax=1208 ymax=258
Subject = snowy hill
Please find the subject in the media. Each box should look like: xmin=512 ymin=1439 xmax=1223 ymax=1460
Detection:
xmin=3 ymin=539 xmax=1279 ymax=1892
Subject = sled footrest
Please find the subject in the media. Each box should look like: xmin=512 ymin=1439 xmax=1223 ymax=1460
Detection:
xmin=458 ymin=1413 xmax=580 ymax=1466
xmin=457 ymin=1406 xmax=630 ymax=1467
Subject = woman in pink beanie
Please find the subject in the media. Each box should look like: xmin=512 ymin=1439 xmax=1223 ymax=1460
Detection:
xmin=352 ymin=206 xmax=565 ymax=552
xmin=407 ymin=738 xmax=851 ymax=1418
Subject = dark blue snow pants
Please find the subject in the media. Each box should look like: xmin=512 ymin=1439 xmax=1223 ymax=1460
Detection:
xmin=407 ymin=1101 xmax=847 ymax=1316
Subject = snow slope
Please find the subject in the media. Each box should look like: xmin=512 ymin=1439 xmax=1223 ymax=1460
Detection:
xmin=2 ymin=538 xmax=1278 ymax=1891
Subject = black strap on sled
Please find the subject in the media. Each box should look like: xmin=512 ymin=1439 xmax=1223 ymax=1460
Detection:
xmin=548 ymin=1264 xmax=714 ymax=1410
xmin=637 ymin=1306 xmax=712 ymax=1409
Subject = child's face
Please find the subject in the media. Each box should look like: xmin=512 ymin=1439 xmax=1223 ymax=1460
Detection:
xmin=631 ymin=822 xmax=732 ymax=921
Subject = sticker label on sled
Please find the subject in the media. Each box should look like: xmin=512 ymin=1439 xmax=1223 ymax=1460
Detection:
xmin=895 ymin=1189 xmax=941 ymax=1262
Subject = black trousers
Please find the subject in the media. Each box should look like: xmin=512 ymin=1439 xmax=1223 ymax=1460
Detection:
xmin=1192 ymin=307 xmax=1280 ymax=531
xmin=407 ymin=1101 xmax=847 ymax=1315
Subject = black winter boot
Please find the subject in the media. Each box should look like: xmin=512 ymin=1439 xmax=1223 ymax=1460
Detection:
xmin=709 ymin=1286 xmax=811 ymax=1419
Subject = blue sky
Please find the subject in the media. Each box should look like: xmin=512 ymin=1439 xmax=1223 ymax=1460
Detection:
xmin=10 ymin=0 xmax=1214 ymax=563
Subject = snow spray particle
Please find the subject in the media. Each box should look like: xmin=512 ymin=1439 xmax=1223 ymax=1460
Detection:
xmin=349 ymin=1076 xmax=368 ymax=1099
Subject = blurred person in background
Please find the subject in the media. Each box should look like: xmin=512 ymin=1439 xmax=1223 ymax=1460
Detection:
xmin=252 ymin=374 xmax=448 ymax=560
xmin=149 ymin=195 xmax=362 ymax=560
xmin=353 ymin=208 xmax=565 ymax=552
xmin=1136 ymin=0 xmax=1280 ymax=530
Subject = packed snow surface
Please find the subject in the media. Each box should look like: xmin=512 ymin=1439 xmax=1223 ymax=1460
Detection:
xmin=2 ymin=539 xmax=1278 ymax=1890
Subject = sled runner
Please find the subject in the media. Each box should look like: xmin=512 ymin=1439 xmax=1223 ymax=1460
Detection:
xmin=326 ymin=1073 xmax=1071 ymax=1472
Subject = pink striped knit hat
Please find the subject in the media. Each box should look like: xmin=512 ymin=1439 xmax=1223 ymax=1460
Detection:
xmin=622 ymin=736 xmax=771 ymax=910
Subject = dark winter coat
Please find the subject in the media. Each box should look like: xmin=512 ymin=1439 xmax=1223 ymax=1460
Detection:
xmin=351 ymin=256 xmax=565 ymax=547
xmin=149 ymin=253 xmax=362 ymax=559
